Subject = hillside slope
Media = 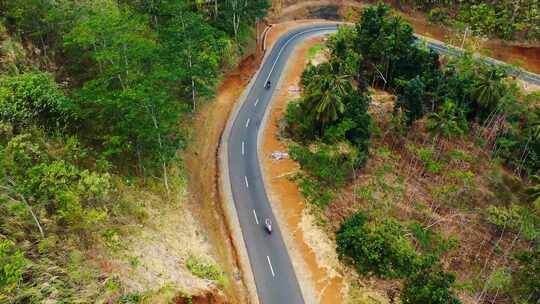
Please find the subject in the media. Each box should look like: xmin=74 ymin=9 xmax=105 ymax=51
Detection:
xmin=0 ymin=1 xmax=269 ymax=302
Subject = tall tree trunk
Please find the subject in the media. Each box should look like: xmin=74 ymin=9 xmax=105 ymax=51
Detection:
xmin=189 ymin=55 xmax=196 ymax=111
xmin=148 ymin=105 xmax=170 ymax=196
xmin=20 ymin=193 xmax=45 ymax=238
xmin=179 ymin=12 xmax=197 ymax=110
xmin=123 ymin=42 xmax=130 ymax=83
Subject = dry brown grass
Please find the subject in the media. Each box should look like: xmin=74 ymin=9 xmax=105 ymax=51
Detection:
xmin=81 ymin=165 xmax=228 ymax=302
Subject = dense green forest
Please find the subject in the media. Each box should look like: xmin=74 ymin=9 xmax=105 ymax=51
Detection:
xmin=394 ymin=0 xmax=540 ymax=41
xmin=0 ymin=0 xmax=268 ymax=302
xmin=286 ymin=4 xmax=540 ymax=303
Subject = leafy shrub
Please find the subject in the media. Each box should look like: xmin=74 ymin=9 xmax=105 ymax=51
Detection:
xmin=401 ymin=266 xmax=462 ymax=304
xmin=409 ymin=145 xmax=444 ymax=174
xmin=186 ymin=256 xmax=227 ymax=287
xmin=395 ymin=76 xmax=427 ymax=124
xmin=1 ymin=133 xmax=110 ymax=236
xmin=511 ymin=248 xmax=540 ymax=303
xmin=485 ymin=205 xmax=522 ymax=232
xmin=295 ymin=174 xmax=334 ymax=208
xmin=485 ymin=268 xmax=511 ymax=292
xmin=427 ymin=8 xmax=449 ymax=24
xmin=526 ymin=175 xmax=540 ymax=212
xmin=289 ymin=143 xmax=358 ymax=188
xmin=485 ymin=205 xmax=540 ymax=241
xmin=426 ymin=99 xmax=468 ymax=138
xmin=458 ymin=4 xmax=501 ymax=38
xmin=409 ymin=222 xmax=459 ymax=257
xmin=323 ymin=118 xmax=356 ymax=144
xmin=0 ymin=240 xmax=28 ymax=299
xmin=336 ymin=213 xmax=423 ymax=278
xmin=0 ymin=73 xmax=77 ymax=131
xmin=307 ymin=43 xmax=324 ymax=60
xmin=342 ymin=90 xmax=371 ymax=162
xmin=284 ymin=99 xmax=317 ymax=142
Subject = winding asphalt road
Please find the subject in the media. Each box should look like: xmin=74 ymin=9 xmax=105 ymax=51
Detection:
xmin=226 ymin=23 xmax=540 ymax=304
xmin=421 ymin=38 xmax=540 ymax=85
xmin=227 ymin=24 xmax=338 ymax=304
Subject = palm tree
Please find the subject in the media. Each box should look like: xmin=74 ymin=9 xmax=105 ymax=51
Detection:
xmin=302 ymin=63 xmax=353 ymax=135
xmin=472 ymin=67 xmax=507 ymax=119
xmin=426 ymin=99 xmax=468 ymax=138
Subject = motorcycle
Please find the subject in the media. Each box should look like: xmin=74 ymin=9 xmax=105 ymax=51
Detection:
xmin=264 ymin=81 xmax=271 ymax=89
xmin=264 ymin=218 xmax=272 ymax=234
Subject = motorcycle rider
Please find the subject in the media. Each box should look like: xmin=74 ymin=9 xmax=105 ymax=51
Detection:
xmin=264 ymin=218 xmax=272 ymax=234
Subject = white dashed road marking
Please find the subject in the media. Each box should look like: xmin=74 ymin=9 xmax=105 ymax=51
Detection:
xmin=245 ymin=118 xmax=250 ymax=128
xmin=244 ymin=176 xmax=249 ymax=188
xmin=242 ymin=141 xmax=245 ymax=155
xmin=266 ymin=256 xmax=276 ymax=277
xmin=253 ymin=209 xmax=259 ymax=224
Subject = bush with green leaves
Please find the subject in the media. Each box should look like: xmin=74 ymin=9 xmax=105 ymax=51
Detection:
xmin=284 ymin=99 xmax=318 ymax=142
xmin=496 ymin=106 xmax=540 ymax=176
xmin=401 ymin=266 xmax=462 ymax=304
xmin=1 ymin=132 xmax=110 ymax=238
xmin=336 ymin=213 xmax=424 ymax=278
xmin=426 ymin=99 xmax=468 ymax=138
xmin=295 ymin=174 xmax=334 ymax=208
xmin=526 ymin=175 xmax=540 ymax=212
xmin=409 ymin=222 xmax=459 ymax=258
xmin=341 ymin=90 xmax=372 ymax=162
xmin=0 ymin=240 xmax=28 ymax=299
xmin=485 ymin=205 xmax=540 ymax=241
xmin=0 ymin=73 xmax=77 ymax=132
xmin=484 ymin=268 xmax=512 ymax=293
xmin=290 ymin=143 xmax=358 ymax=188
xmin=510 ymin=248 xmax=540 ymax=303
xmin=405 ymin=0 xmax=540 ymax=41
xmin=408 ymin=144 xmax=445 ymax=174
xmin=186 ymin=256 xmax=227 ymax=287
xmin=395 ymin=76 xmax=427 ymax=125
xmin=427 ymin=7 xmax=449 ymax=24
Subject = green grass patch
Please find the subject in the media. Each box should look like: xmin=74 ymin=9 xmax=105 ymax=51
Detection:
xmin=186 ymin=256 xmax=227 ymax=288
xmin=307 ymin=43 xmax=324 ymax=60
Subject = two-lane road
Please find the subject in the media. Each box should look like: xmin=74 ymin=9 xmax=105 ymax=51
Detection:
xmin=227 ymin=24 xmax=338 ymax=304
xmin=225 ymin=22 xmax=540 ymax=304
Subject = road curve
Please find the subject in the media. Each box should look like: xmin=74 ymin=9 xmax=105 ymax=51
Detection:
xmin=224 ymin=22 xmax=539 ymax=304
xmin=226 ymin=24 xmax=338 ymax=304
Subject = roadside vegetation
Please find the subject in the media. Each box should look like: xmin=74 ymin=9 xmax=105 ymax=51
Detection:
xmin=285 ymin=4 xmax=540 ymax=303
xmin=389 ymin=0 xmax=540 ymax=42
xmin=0 ymin=0 xmax=268 ymax=302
